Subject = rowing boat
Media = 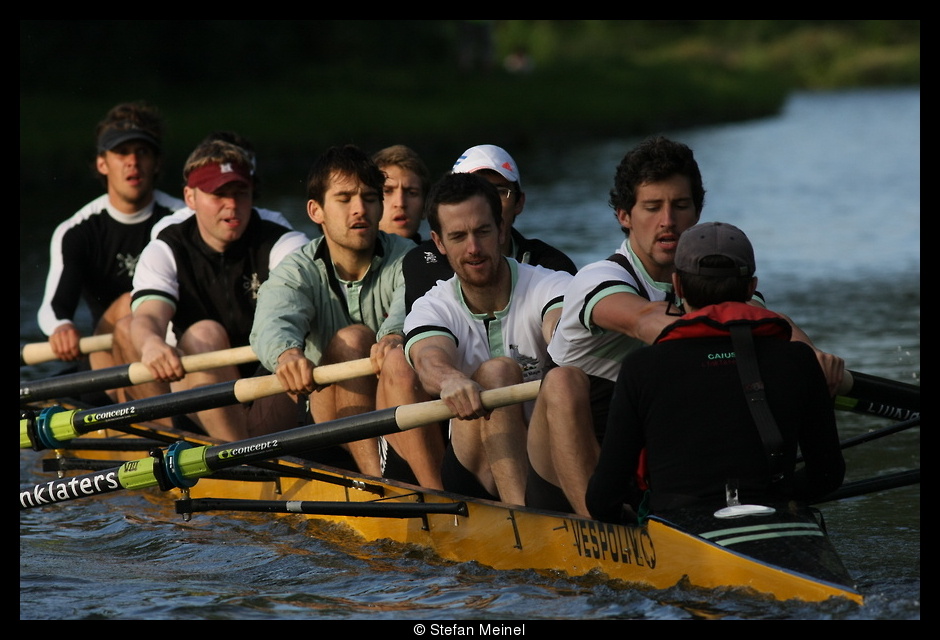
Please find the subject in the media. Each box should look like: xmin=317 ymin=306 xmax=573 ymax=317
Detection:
xmin=22 ymin=396 xmax=867 ymax=606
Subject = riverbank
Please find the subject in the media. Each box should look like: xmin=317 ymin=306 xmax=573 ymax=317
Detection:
xmin=21 ymin=63 xmax=790 ymax=198
xmin=20 ymin=20 xmax=919 ymax=197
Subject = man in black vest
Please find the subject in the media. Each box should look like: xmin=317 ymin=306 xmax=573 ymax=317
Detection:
xmin=586 ymin=222 xmax=845 ymax=523
xmin=111 ymin=139 xmax=308 ymax=441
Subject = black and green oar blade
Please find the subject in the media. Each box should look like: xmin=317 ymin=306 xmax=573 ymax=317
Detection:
xmin=835 ymin=370 xmax=919 ymax=421
xmin=20 ymin=358 xmax=374 ymax=450
xmin=20 ymin=345 xmax=259 ymax=404
xmin=18 ymin=380 xmax=541 ymax=510
xmin=20 ymin=334 xmax=113 ymax=366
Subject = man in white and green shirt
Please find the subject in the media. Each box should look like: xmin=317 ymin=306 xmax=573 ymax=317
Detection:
xmin=404 ymin=172 xmax=572 ymax=506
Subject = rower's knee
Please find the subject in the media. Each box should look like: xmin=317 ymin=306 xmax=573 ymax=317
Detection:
xmin=541 ymin=366 xmax=589 ymax=407
xmin=473 ymin=356 xmax=523 ymax=387
xmin=179 ymin=319 xmax=231 ymax=353
xmin=326 ymin=324 xmax=376 ymax=361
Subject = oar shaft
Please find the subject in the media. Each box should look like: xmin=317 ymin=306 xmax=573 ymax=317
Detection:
xmin=19 ymin=380 xmax=540 ymax=509
xmin=176 ymin=497 xmax=468 ymax=518
xmin=128 ymin=346 xmax=258 ymax=385
xmin=796 ymin=415 xmax=920 ymax=463
xmin=21 ymin=334 xmax=113 ymax=366
xmin=202 ymin=381 xmax=542 ymax=471
xmin=21 ymin=358 xmax=375 ymax=450
xmin=20 ymin=346 xmax=259 ymax=404
xmin=811 ymin=468 xmax=920 ymax=504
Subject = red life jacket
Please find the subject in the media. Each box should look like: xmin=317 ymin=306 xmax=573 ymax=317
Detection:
xmin=655 ymin=301 xmax=792 ymax=344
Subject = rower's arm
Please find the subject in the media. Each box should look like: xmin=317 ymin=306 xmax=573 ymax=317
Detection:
xmin=130 ymin=298 xmax=181 ymax=381
xmin=409 ymin=335 xmax=487 ymax=420
xmin=591 ymin=292 xmax=675 ymax=345
xmin=761 ymin=305 xmax=845 ymax=396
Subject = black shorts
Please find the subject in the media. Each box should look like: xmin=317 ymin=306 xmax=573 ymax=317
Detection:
xmin=381 ymin=421 xmax=449 ymax=486
xmin=382 ymin=439 xmax=418 ymax=485
xmin=525 ymin=461 xmax=574 ymax=513
xmin=587 ymin=374 xmax=615 ymax=442
xmin=440 ymin=442 xmax=499 ymax=502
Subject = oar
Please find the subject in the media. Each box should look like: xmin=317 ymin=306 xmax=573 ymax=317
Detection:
xmin=18 ymin=380 xmax=541 ymax=509
xmin=20 ymin=334 xmax=113 ymax=366
xmin=20 ymin=345 xmax=259 ymax=404
xmin=811 ymin=468 xmax=920 ymax=504
xmin=835 ymin=416 xmax=920 ymax=450
xmin=835 ymin=370 xmax=919 ymax=421
xmin=176 ymin=497 xmax=469 ymax=519
xmin=796 ymin=415 xmax=920 ymax=464
xmin=21 ymin=357 xmax=375 ymax=451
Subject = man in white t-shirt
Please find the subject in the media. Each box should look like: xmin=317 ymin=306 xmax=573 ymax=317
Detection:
xmin=527 ymin=136 xmax=846 ymax=517
xmin=404 ymin=172 xmax=572 ymax=506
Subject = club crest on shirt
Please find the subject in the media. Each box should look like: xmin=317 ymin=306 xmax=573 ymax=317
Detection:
xmin=243 ymin=272 xmax=262 ymax=300
xmin=116 ymin=252 xmax=139 ymax=277
xmin=510 ymin=344 xmax=542 ymax=382
xmin=423 ymin=251 xmax=439 ymax=264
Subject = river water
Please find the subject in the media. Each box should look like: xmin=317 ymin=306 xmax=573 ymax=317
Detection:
xmin=20 ymin=87 xmax=920 ymax=620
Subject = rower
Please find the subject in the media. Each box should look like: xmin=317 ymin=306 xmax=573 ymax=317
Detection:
xmin=111 ymin=138 xmax=309 ymax=441
xmin=585 ymin=222 xmax=846 ymax=523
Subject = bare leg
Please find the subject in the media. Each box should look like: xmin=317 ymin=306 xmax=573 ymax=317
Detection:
xmin=450 ymin=357 xmax=528 ymax=506
xmin=89 ymin=292 xmax=131 ymax=373
xmin=527 ymin=366 xmax=599 ymax=516
xmin=110 ymin=313 xmax=172 ymax=424
xmin=377 ymin=347 xmax=445 ymax=489
xmin=172 ymin=320 xmax=248 ymax=442
xmin=311 ymin=325 xmax=381 ymax=476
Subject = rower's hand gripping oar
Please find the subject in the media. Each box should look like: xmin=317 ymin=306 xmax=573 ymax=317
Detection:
xmin=20 ymin=345 xmax=259 ymax=404
xmin=835 ymin=370 xmax=919 ymax=421
xmin=20 ymin=357 xmax=374 ymax=451
xmin=20 ymin=334 xmax=113 ymax=366
xmin=18 ymin=380 xmax=541 ymax=510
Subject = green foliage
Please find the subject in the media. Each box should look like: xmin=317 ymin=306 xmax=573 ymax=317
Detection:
xmin=19 ymin=20 xmax=919 ymax=195
xmin=487 ymin=20 xmax=919 ymax=88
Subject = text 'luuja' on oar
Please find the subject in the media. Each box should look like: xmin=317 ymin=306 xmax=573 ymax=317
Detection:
xmin=20 ymin=345 xmax=261 ymax=404
xmin=18 ymin=380 xmax=541 ymax=509
xmin=21 ymin=357 xmax=375 ymax=451
xmin=835 ymin=370 xmax=919 ymax=421
xmin=20 ymin=334 xmax=113 ymax=366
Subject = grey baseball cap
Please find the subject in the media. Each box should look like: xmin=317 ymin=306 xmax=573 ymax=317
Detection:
xmin=675 ymin=221 xmax=755 ymax=277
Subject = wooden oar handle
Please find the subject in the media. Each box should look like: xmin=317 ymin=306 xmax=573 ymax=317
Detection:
xmin=836 ymin=371 xmax=855 ymax=397
xmin=126 ymin=345 xmax=259 ymax=385
xmin=231 ymin=358 xmax=376 ymax=403
xmin=21 ymin=333 xmax=113 ymax=366
xmin=394 ymin=380 xmax=541 ymax=430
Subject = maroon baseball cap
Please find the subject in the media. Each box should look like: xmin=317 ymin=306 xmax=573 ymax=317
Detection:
xmin=186 ymin=161 xmax=252 ymax=193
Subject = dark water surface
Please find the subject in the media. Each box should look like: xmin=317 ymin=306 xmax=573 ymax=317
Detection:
xmin=20 ymin=87 xmax=919 ymax=620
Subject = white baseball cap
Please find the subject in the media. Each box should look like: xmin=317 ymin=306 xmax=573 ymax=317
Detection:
xmin=452 ymin=144 xmax=521 ymax=187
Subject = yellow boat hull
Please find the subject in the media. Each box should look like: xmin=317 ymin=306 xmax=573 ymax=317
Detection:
xmin=32 ymin=421 xmax=863 ymax=606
